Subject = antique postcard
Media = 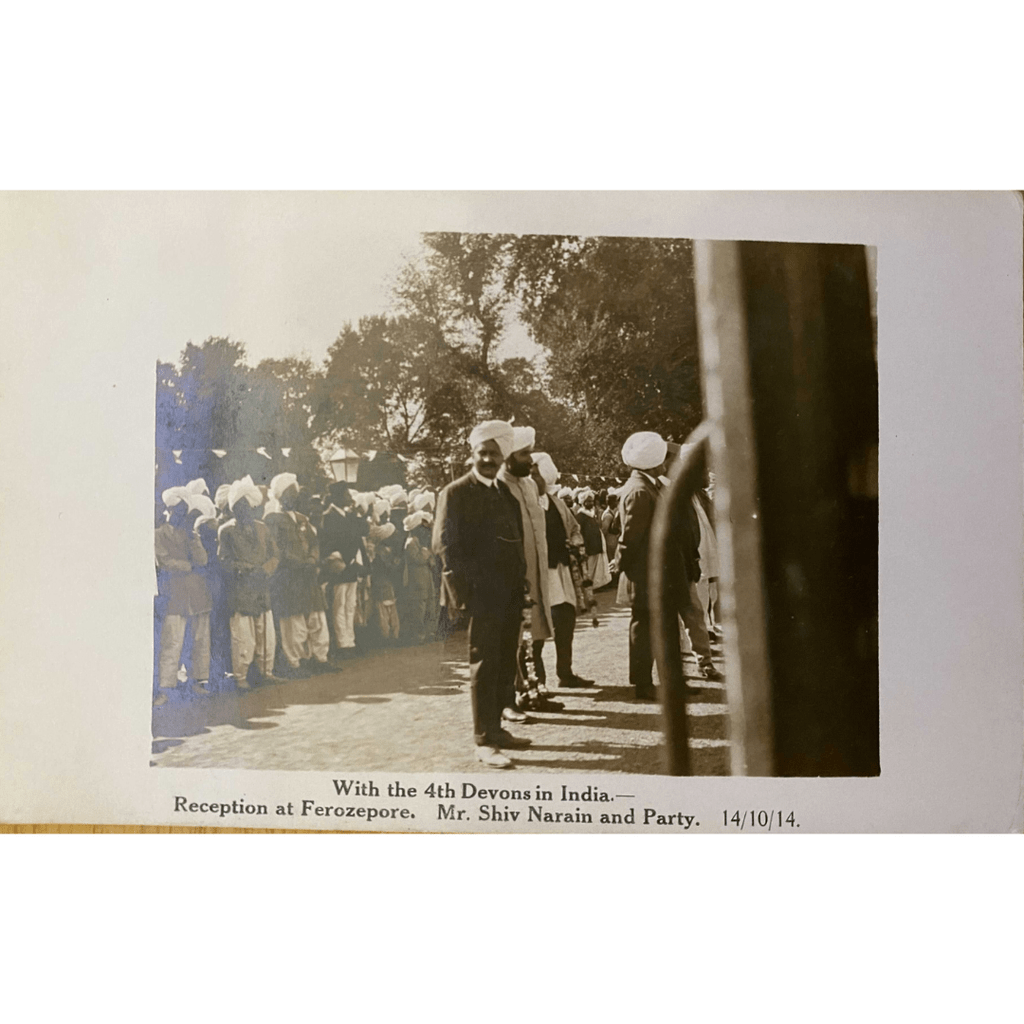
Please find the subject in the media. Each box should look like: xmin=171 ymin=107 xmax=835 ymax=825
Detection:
xmin=0 ymin=191 xmax=1020 ymax=831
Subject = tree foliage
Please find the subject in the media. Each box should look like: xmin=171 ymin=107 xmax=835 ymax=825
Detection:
xmin=156 ymin=232 xmax=705 ymax=493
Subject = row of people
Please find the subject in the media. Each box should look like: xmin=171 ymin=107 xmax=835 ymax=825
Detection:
xmin=153 ymin=473 xmax=442 ymax=704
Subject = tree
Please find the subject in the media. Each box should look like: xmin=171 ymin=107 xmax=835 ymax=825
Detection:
xmin=156 ymin=338 xmax=329 ymax=498
xmin=505 ymin=235 xmax=704 ymax=474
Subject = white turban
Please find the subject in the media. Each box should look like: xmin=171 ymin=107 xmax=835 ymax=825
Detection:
xmin=579 ymin=488 xmax=596 ymax=504
xmin=228 ymin=475 xmax=262 ymax=511
xmin=351 ymin=491 xmax=373 ymax=514
xmin=372 ymin=498 xmax=391 ymax=522
xmin=622 ymin=431 xmax=668 ymax=471
xmin=510 ymin=425 xmax=535 ymax=453
xmin=269 ymin=472 xmax=299 ymax=500
xmin=413 ymin=491 xmax=435 ymax=512
xmin=263 ymin=497 xmax=282 ymax=517
xmin=162 ymin=486 xmax=189 ymax=509
xmin=531 ymin=452 xmax=559 ymax=487
xmin=379 ymin=484 xmax=404 ymax=502
xmin=408 ymin=488 xmax=423 ymax=502
xmin=557 ymin=486 xmax=573 ymax=499
xmin=186 ymin=493 xmax=217 ymax=519
xmin=369 ymin=521 xmax=396 ymax=541
xmin=403 ymin=511 xmax=430 ymax=532
xmin=214 ymin=484 xmax=231 ymax=510
xmin=390 ymin=489 xmax=409 ymax=509
xmin=468 ymin=420 xmax=515 ymax=460
xmin=185 ymin=478 xmax=210 ymax=496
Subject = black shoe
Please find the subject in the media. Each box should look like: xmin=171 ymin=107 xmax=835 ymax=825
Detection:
xmin=559 ymin=674 xmax=595 ymax=688
xmin=492 ymin=729 xmax=532 ymax=749
xmin=701 ymin=664 xmax=724 ymax=682
xmin=532 ymin=696 xmax=565 ymax=711
xmin=634 ymin=689 xmax=657 ymax=702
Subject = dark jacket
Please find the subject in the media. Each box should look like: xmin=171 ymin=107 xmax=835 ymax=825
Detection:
xmin=577 ymin=508 xmax=605 ymax=556
xmin=319 ymin=506 xmax=369 ymax=583
xmin=265 ymin=510 xmax=326 ymax=617
xmin=617 ymin=470 xmax=701 ymax=589
xmin=433 ymin=472 xmax=526 ymax=616
xmin=217 ymin=518 xmax=279 ymax=616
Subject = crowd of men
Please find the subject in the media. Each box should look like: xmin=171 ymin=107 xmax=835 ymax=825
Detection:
xmin=154 ymin=422 xmax=724 ymax=769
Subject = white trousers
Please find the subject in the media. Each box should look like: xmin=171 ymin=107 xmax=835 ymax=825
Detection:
xmin=278 ymin=611 xmax=330 ymax=667
xmin=158 ymin=613 xmax=210 ymax=689
xmin=229 ymin=611 xmax=276 ymax=680
xmin=331 ymin=581 xmax=359 ymax=649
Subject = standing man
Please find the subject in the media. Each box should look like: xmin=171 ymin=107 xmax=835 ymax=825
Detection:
xmin=498 ymin=425 xmax=555 ymax=717
xmin=154 ymin=487 xmax=213 ymax=705
xmin=217 ymin=475 xmax=280 ymax=688
xmin=319 ymin=480 xmax=368 ymax=660
xmin=530 ymin=452 xmax=596 ymax=690
xmin=265 ymin=473 xmax=331 ymax=678
xmin=618 ymin=432 xmax=721 ymax=702
xmin=434 ymin=420 xmax=529 ymax=768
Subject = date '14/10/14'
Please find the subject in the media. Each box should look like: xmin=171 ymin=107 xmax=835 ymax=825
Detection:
xmin=723 ymin=810 xmax=800 ymax=830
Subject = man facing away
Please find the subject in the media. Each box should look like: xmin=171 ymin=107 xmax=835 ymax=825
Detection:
xmin=217 ymin=475 xmax=280 ymax=689
xmin=434 ymin=420 xmax=530 ymax=769
xmin=617 ymin=431 xmax=722 ymax=702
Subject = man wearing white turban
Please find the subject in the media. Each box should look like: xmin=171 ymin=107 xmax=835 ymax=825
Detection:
xmin=621 ymin=431 xmax=668 ymax=473
xmin=154 ymin=486 xmax=213 ymax=705
xmin=217 ymin=476 xmax=280 ymax=687
xmin=264 ymin=475 xmax=332 ymax=677
xmin=433 ymin=419 xmax=527 ymax=767
xmin=618 ymin=431 xmax=720 ymax=699
xmin=617 ymin=431 xmax=669 ymax=699
xmin=529 ymin=453 xmax=595 ymax=690
xmin=499 ymin=427 xmax=555 ymax=716
xmin=467 ymin=419 xmax=516 ymax=462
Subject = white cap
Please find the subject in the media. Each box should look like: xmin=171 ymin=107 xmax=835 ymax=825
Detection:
xmin=269 ymin=472 xmax=299 ymax=499
xmin=621 ymin=431 xmax=668 ymax=470
xmin=468 ymin=420 xmax=515 ymax=460
xmin=510 ymin=425 xmax=536 ymax=453
xmin=162 ymin=486 xmax=190 ymax=509
xmin=531 ymin=452 xmax=559 ymax=487
xmin=227 ymin=475 xmax=262 ymax=511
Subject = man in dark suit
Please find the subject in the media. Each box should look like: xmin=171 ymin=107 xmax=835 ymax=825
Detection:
xmin=434 ymin=420 xmax=530 ymax=768
xmin=617 ymin=431 xmax=721 ymax=701
xmin=319 ymin=480 xmax=368 ymax=660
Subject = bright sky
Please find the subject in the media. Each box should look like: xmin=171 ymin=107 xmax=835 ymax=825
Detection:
xmin=0 ymin=192 xmax=540 ymax=372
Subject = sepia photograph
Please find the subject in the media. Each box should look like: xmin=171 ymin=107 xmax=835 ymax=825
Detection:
xmin=1 ymin=189 xmax=1019 ymax=834
xmin=150 ymin=224 xmax=879 ymax=778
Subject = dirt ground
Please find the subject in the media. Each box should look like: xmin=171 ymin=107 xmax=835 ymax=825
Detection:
xmin=151 ymin=590 xmax=730 ymax=775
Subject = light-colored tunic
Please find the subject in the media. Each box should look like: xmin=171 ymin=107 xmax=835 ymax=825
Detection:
xmin=498 ymin=466 xmax=553 ymax=640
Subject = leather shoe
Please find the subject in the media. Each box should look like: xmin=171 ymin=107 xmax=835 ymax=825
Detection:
xmin=475 ymin=745 xmax=513 ymax=769
xmin=634 ymin=690 xmax=658 ymax=702
xmin=493 ymin=729 xmax=532 ymax=749
xmin=702 ymin=665 xmax=725 ymax=682
xmin=559 ymin=674 xmax=595 ymax=688
xmin=532 ymin=696 xmax=564 ymax=711
xmin=502 ymin=706 xmax=530 ymax=723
